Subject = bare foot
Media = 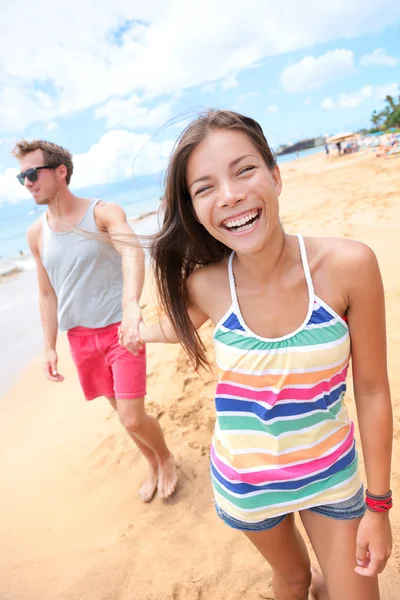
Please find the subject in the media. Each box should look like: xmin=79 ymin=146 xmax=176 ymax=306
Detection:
xmin=157 ymin=454 xmax=178 ymax=499
xmin=309 ymin=568 xmax=329 ymax=600
xmin=139 ymin=467 xmax=158 ymax=503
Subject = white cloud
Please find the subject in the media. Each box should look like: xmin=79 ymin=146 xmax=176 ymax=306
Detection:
xmin=281 ymin=49 xmax=355 ymax=93
xmin=0 ymin=168 xmax=31 ymax=205
xmin=201 ymin=82 xmax=218 ymax=95
xmin=96 ymin=95 xmax=173 ymax=129
xmin=321 ymin=97 xmax=335 ymax=110
xmin=68 ymin=130 xmax=174 ymax=188
xmin=321 ymin=82 xmax=399 ymax=110
xmin=1 ymin=0 xmax=400 ymax=132
xmin=0 ymin=130 xmax=174 ymax=204
xmin=360 ymin=48 xmax=399 ymax=67
xmin=337 ymin=85 xmax=373 ymax=108
xmin=375 ymin=82 xmax=400 ymax=100
xmin=45 ymin=121 xmax=58 ymax=132
xmin=338 ymin=85 xmax=373 ymax=108
xmin=237 ymin=92 xmax=260 ymax=102
xmin=266 ymin=105 xmax=278 ymax=114
xmin=221 ymin=74 xmax=239 ymax=90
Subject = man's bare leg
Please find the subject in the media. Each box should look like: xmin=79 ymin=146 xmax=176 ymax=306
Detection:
xmin=108 ymin=397 xmax=178 ymax=501
xmin=107 ymin=397 xmax=159 ymax=501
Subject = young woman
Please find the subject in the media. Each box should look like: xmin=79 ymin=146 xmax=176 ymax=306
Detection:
xmin=121 ymin=110 xmax=393 ymax=600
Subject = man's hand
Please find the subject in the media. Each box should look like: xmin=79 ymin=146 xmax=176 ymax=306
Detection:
xmin=119 ymin=303 xmax=144 ymax=355
xmin=43 ymin=349 xmax=64 ymax=382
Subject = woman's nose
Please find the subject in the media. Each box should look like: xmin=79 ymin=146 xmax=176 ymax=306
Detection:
xmin=217 ymin=181 xmax=243 ymax=208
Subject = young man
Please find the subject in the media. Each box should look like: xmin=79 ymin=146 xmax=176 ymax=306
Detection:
xmin=13 ymin=139 xmax=177 ymax=502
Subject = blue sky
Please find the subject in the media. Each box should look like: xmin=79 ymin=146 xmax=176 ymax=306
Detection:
xmin=0 ymin=0 xmax=399 ymax=210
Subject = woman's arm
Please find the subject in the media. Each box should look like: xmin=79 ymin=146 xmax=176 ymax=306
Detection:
xmin=140 ymin=304 xmax=209 ymax=344
xmin=346 ymin=244 xmax=392 ymax=496
xmin=344 ymin=242 xmax=392 ymax=577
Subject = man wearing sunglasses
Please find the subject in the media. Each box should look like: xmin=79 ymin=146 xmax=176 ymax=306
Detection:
xmin=12 ymin=139 xmax=177 ymax=502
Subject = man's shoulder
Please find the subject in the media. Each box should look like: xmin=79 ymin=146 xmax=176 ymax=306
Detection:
xmin=26 ymin=217 xmax=43 ymax=253
xmin=94 ymin=200 xmax=125 ymax=214
xmin=27 ymin=216 xmax=43 ymax=239
xmin=94 ymin=200 xmax=127 ymax=227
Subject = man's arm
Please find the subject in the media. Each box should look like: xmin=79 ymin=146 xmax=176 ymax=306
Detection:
xmin=27 ymin=221 xmax=64 ymax=382
xmin=95 ymin=202 xmax=145 ymax=354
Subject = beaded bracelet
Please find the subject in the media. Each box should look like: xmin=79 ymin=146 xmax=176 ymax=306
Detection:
xmin=365 ymin=489 xmax=393 ymax=512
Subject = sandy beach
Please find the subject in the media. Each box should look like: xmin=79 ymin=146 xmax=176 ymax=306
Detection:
xmin=1 ymin=149 xmax=399 ymax=599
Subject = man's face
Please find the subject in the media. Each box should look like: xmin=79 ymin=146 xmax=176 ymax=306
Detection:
xmin=18 ymin=149 xmax=59 ymax=205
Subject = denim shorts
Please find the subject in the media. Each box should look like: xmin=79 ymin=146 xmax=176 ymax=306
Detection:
xmin=214 ymin=486 xmax=366 ymax=532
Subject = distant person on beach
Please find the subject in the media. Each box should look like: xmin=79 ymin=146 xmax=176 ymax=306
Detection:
xmin=122 ymin=110 xmax=393 ymax=599
xmin=12 ymin=139 xmax=177 ymax=502
xmin=324 ymin=142 xmax=329 ymax=155
xmin=336 ymin=141 xmax=342 ymax=155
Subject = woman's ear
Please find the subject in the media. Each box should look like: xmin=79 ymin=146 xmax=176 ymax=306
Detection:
xmin=272 ymin=165 xmax=283 ymax=196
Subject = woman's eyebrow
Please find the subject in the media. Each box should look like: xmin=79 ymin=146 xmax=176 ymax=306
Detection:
xmin=189 ymin=154 xmax=257 ymax=190
xmin=229 ymin=154 xmax=256 ymax=168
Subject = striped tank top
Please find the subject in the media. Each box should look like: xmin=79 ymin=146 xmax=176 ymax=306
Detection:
xmin=210 ymin=234 xmax=361 ymax=523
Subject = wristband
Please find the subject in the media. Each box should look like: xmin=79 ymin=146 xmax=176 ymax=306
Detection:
xmin=365 ymin=489 xmax=392 ymax=512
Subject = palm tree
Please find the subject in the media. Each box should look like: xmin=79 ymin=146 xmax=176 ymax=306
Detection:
xmin=371 ymin=110 xmax=382 ymax=127
xmin=370 ymin=87 xmax=400 ymax=130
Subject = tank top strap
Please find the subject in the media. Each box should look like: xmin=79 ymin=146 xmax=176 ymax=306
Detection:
xmin=42 ymin=210 xmax=49 ymax=230
xmin=227 ymin=251 xmax=239 ymax=311
xmin=296 ymin=234 xmax=315 ymax=301
xmin=41 ymin=211 xmax=52 ymax=247
xmin=80 ymin=198 xmax=100 ymax=233
xmin=227 ymin=235 xmax=315 ymax=314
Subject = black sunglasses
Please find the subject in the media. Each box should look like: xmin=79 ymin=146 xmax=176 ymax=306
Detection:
xmin=16 ymin=164 xmax=60 ymax=186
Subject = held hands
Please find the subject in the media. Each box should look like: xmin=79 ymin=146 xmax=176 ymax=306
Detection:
xmin=119 ymin=303 xmax=145 ymax=355
xmin=355 ymin=510 xmax=392 ymax=577
xmin=43 ymin=349 xmax=64 ymax=382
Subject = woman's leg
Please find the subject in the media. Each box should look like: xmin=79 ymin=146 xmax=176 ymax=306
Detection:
xmin=300 ymin=509 xmax=380 ymax=600
xmin=244 ymin=513 xmax=323 ymax=600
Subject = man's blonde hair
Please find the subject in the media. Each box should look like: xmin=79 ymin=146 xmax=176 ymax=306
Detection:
xmin=12 ymin=139 xmax=74 ymax=185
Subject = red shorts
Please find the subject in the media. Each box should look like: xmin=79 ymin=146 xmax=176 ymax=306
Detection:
xmin=67 ymin=322 xmax=146 ymax=401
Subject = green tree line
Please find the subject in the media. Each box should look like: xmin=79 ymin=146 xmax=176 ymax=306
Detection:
xmin=370 ymin=92 xmax=400 ymax=131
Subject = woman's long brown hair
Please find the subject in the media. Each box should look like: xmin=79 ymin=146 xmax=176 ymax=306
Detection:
xmin=151 ymin=109 xmax=277 ymax=370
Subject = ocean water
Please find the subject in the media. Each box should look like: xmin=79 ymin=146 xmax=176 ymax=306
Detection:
xmin=0 ymin=269 xmax=42 ymax=396
xmin=277 ymin=145 xmax=323 ymax=164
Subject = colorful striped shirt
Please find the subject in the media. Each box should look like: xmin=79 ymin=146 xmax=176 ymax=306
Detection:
xmin=210 ymin=234 xmax=361 ymax=523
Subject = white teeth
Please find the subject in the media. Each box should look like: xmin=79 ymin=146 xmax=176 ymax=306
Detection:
xmin=224 ymin=210 xmax=258 ymax=231
xmin=224 ymin=210 xmax=258 ymax=229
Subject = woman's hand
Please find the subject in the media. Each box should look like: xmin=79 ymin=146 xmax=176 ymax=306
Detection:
xmin=355 ymin=510 xmax=392 ymax=577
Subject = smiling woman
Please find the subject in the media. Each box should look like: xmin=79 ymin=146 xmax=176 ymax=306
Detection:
xmin=122 ymin=109 xmax=394 ymax=600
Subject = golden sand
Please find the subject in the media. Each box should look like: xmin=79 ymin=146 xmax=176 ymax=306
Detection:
xmin=1 ymin=150 xmax=399 ymax=599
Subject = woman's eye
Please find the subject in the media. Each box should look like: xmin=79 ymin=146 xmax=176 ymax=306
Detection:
xmin=195 ymin=186 xmax=211 ymax=196
xmin=239 ymin=166 xmax=255 ymax=175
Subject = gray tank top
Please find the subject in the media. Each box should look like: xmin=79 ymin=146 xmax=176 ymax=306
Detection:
xmin=42 ymin=199 xmax=123 ymax=331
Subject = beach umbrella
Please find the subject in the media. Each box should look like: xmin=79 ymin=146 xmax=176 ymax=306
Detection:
xmin=326 ymin=132 xmax=354 ymax=144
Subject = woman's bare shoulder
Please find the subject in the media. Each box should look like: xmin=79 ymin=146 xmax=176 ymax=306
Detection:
xmin=304 ymin=235 xmax=378 ymax=277
xmin=187 ymin=260 xmax=230 ymax=307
